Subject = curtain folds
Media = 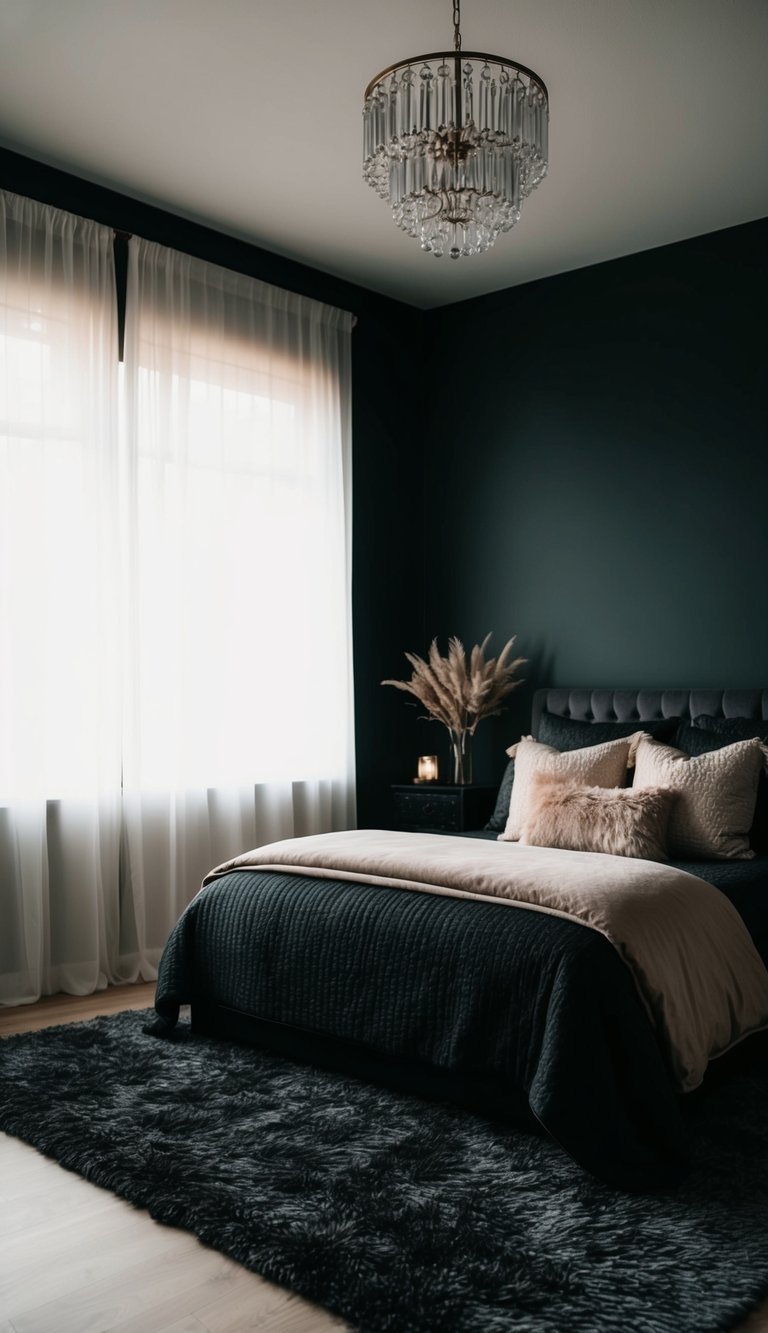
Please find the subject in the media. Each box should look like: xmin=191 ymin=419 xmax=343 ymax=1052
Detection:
xmin=0 ymin=196 xmax=355 ymax=1006
xmin=0 ymin=191 xmax=122 ymax=1003
xmin=120 ymin=239 xmax=356 ymax=968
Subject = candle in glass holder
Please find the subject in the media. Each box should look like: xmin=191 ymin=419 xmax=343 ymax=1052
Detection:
xmin=417 ymin=755 xmax=438 ymax=783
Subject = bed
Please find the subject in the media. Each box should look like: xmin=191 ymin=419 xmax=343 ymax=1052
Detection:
xmin=149 ymin=687 xmax=768 ymax=1190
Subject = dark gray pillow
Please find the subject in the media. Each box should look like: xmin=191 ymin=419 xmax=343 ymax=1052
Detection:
xmin=538 ymin=712 xmax=681 ymax=753
xmin=674 ymin=721 xmax=724 ymax=755
xmin=679 ymin=716 xmax=768 ymax=853
xmin=485 ymin=758 xmax=515 ymax=833
xmin=692 ymin=715 xmax=768 ymax=744
xmin=485 ymin=713 xmax=680 ymax=832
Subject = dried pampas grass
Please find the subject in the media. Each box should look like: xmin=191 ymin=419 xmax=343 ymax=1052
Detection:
xmin=382 ymin=634 xmax=525 ymax=735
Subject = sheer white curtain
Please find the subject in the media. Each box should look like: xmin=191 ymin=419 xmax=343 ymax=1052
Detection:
xmin=120 ymin=239 xmax=356 ymax=960
xmin=0 ymin=191 xmax=124 ymax=1002
xmin=0 ymin=198 xmax=355 ymax=1006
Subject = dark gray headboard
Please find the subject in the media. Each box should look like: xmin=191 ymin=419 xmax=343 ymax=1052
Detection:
xmin=532 ymin=688 xmax=768 ymax=736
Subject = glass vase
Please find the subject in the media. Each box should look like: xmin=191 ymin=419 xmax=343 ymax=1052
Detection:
xmin=448 ymin=729 xmax=473 ymax=785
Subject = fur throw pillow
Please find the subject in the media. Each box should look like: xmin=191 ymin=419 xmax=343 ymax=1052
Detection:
xmin=519 ymin=775 xmax=676 ymax=861
xmin=499 ymin=733 xmax=644 ymax=842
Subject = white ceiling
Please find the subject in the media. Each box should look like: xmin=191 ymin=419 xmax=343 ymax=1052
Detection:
xmin=0 ymin=0 xmax=766 ymax=309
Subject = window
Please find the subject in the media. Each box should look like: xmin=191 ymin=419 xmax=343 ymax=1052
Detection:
xmin=0 ymin=194 xmax=354 ymax=1003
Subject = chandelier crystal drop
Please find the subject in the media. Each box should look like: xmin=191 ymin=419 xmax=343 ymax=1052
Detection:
xmin=362 ymin=1 xmax=548 ymax=259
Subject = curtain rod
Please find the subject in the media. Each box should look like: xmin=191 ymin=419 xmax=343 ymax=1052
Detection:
xmin=112 ymin=230 xmax=358 ymax=327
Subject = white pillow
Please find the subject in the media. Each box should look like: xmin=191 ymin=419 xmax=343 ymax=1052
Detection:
xmin=499 ymin=733 xmax=643 ymax=842
xmin=632 ymin=735 xmax=767 ymax=860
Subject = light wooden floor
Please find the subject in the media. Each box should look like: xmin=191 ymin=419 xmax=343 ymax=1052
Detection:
xmin=1 ymin=985 xmax=767 ymax=1333
xmin=0 ymin=985 xmax=345 ymax=1333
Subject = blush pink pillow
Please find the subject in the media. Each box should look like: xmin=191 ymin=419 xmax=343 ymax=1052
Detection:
xmin=520 ymin=774 xmax=676 ymax=861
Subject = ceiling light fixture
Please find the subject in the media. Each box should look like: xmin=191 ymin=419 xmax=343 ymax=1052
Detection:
xmin=363 ymin=0 xmax=548 ymax=259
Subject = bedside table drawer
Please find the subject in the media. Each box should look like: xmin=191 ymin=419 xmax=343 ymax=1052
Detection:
xmin=392 ymin=789 xmax=461 ymax=832
xmin=390 ymin=784 xmax=498 ymax=833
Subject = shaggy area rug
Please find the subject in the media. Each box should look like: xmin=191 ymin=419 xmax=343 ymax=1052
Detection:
xmin=1 ymin=1013 xmax=768 ymax=1332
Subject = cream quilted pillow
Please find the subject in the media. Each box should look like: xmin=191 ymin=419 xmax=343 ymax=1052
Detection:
xmin=499 ymin=733 xmax=643 ymax=842
xmin=632 ymin=735 xmax=766 ymax=860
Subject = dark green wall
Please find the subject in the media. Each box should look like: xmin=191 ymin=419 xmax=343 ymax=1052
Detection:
xmin=0 ymin=148 xmax=426 ymax=826
xmin=422 ymin=219 xmax=768 ymax=784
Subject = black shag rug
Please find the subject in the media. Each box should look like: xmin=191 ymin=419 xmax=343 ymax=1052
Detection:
xmin=2 ymin=1012 xmax=768 ymax=1332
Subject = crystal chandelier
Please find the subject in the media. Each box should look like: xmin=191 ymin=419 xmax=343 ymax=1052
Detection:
xmin=363 ymin=0 xmax=548 ymax=259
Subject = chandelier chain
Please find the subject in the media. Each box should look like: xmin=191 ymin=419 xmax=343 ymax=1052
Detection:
xmin=453 ymin=0 xmax=462 ymax=51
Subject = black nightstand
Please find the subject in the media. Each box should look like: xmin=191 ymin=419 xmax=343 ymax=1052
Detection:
xmin=391 ymin=784 xmax=497 ymax=833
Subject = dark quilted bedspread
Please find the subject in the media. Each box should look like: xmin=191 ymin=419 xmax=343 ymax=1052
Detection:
xmin=151 ymin=867 xmax=697 ymax=1189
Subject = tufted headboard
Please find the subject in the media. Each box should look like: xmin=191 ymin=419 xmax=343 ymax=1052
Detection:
xmin=532 ymin=688 xmax=768 ymax=737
